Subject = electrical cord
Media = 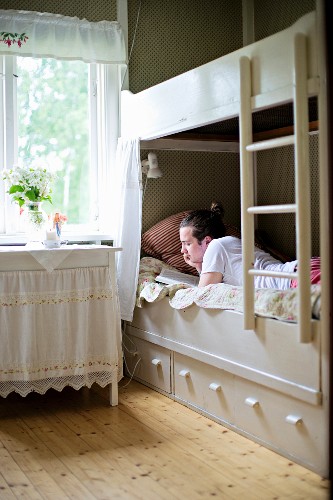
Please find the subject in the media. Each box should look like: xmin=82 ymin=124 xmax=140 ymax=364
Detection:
xmin=121 ymin=0 xmax=142 ymax=91
xmin=121 ymin=354 xmax=142 ymax=388
xmin=142 ymin=173 xmax=148 ymax=201
xmin=120 ymin=329 xmax=142 ymax=388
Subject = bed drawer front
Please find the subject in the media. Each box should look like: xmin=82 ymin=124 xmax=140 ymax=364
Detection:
xmin=174 ymin=353 xmax=235 ymax=424
xmin=233 ymin=377 xmax=326 ymax=469
xmin=123 ymin=334 xmax=172 ymax=393
xmin=131 ymin=302 xmax=321 ymax=392
xmin=173 ymin=352 xmax=326 ymax=471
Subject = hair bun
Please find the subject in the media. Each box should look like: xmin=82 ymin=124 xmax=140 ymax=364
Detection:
xmin=210 ymin=201 xmax=225 ymax=219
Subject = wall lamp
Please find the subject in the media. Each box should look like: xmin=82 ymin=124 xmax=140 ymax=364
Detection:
xmin=141 ymin=152 xmax=163 ymax=178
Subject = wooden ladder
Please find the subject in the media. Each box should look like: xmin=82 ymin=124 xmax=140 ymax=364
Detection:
xmin=239 ymin=33 xmax=312 ymax=343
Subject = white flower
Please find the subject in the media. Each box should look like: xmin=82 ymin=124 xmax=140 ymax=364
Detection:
xmin=2 ymin=165 xmax=57 ymax=208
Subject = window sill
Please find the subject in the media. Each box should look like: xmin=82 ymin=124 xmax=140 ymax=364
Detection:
xmin=0 ymin=233 xmax=114 ymax=246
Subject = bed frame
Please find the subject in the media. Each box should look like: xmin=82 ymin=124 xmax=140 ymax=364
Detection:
xmin=122 ymin=8 xmax=330 ymax=477
xmin=125 ymin=301 xmax=324 ymax=473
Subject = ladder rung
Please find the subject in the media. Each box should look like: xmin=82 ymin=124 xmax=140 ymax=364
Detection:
xmin=248 ymin=269 xmax=297 ymax=279
xmin=246 ymin=135 xmax=295 ymax=152
xmin=247 ymin=204 xmax=297 ymax=214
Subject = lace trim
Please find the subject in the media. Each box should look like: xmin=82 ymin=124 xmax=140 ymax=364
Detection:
xmin=0 ymin=287 xmax=113 ymax=307
xmin=0 ymin=357 xmax=119 ymax=377
xmin=0 ymin=369 xmax=123 ymax=398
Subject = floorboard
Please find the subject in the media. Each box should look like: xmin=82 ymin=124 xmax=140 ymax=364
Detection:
xmin=0 ymin=379 xmax=330 ymax=499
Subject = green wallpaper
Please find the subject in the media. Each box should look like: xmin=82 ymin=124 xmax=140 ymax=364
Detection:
xmin=254 ymin=0 xmax=315 ymax=40
xmin=127 ymin=0 xmax=243 ymax=93
xmin=0 ymin=0 xmax=117 ymax=21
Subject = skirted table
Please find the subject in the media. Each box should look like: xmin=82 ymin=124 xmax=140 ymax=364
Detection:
xmin=0 ymin=244 xmax=122 ymax=405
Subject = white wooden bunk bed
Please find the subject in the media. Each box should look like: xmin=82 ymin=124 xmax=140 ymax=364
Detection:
xmin=121 ymin=10 xmax=330 ymax=477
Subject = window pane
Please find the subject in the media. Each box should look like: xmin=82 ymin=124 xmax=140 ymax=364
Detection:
xmin=17 ymin=57 xmax=95 ymax=225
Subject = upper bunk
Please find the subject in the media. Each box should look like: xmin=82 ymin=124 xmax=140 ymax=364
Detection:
xmin=121 ymin=11 xmax=318 ymax=149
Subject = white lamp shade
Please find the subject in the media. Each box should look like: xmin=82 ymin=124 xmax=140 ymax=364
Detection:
xmin=141 ymin=152 xmax=163 ymax=178
xmin=147 ymin=165 xmax=163 ymax=178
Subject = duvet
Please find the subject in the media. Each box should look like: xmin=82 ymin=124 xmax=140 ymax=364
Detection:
xmin=136 ymin=257 xmax=321 ymax=322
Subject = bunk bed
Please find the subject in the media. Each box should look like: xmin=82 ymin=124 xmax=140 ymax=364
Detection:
xmin=121 ymin=10 xmax=329 ymax=477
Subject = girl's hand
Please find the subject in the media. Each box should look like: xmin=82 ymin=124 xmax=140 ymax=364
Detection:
xmin=183 ymin=254 xmax=202 ymax=274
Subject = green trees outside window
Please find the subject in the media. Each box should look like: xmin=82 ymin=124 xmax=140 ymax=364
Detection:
xmin=17 ymin=57 xmax=92 ymax=225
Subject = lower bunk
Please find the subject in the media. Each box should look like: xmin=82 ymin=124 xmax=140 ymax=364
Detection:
xmin=123 ymin=258 xmax=326 ymax=476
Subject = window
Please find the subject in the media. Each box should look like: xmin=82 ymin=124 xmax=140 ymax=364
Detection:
xmin=1 ymin=54 xmax=119 ymax=237
xmin=17 ymin=57 xmax=93 ymax=225
xmin=0 ymin=10 xmax=126 ymax=241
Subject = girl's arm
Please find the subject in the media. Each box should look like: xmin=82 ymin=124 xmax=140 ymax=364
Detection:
xmin=198 ymin=271 xmax=223 ymax=287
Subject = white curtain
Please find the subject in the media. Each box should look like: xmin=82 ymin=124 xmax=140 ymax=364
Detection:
xmin=0 ymin=9 xmax=126 ymax=63
xmin=0 ymin=265 xmax=122 ymax=397
xmin=112 ymin=138 xmax=142 ymax=321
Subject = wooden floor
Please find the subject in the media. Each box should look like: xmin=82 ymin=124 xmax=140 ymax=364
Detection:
xmin=0 ymin=379 xmax=330 ymax=499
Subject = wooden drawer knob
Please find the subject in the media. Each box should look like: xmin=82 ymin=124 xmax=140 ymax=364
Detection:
xmin=151 ymin=358 xmax=162 ymax=366
xmin=179 ymin=369 xmax=190 ymax=378
xmin=285 ymin=414 xmax=303 ymax=426
xmin=245 ymin=397 xmax=260 ymax=408
xmin=209 ymin=382 xmax=221 ymax=392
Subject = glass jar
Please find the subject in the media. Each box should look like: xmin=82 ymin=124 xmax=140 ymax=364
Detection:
xmin=25 ymin=202 xmax=48 ymax=241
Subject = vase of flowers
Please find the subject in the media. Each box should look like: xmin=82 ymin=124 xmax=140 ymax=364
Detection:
xmin=2 ymin=165 xmax=56 ymax=240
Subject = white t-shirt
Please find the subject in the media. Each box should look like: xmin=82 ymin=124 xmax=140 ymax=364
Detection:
xmin=202 ymin=236 xmax=297 ymax=289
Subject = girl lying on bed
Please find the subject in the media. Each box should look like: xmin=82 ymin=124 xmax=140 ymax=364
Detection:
xmin=179 ymin=202 xmax=321 ymax=289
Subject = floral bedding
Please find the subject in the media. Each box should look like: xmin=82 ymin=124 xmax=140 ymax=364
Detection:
xmin=136 ymin=257 xmax=321 ymax=323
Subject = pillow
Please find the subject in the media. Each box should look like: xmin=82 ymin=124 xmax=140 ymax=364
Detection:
xmin=141 ymin=211 xmax=242 ymax=276
xmin=142 ymin=211 xmax=195 ymax=274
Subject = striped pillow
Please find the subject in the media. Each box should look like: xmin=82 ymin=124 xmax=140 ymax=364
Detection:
xmin=141 ymin=211 xmax=241 ymax=276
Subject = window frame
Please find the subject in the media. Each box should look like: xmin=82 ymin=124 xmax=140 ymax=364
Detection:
xmin=0 ymin=54 xmax=121 ymax=242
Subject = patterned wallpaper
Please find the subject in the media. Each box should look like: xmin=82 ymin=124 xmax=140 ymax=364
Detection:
xmin=141 ymin=150 xmax=241 ymax=233
xmin=254 ymin=0 xmax=315 ymax=41
xmin=0 ymin=0 xmax=117 ymax=21
xmin=256 ymin=135 xmax=319 ymax=259
xmin=127 ymin=0 xmax=243 ymax=94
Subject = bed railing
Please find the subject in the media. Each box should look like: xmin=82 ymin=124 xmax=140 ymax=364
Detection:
xmin=239 ymin=33 xmax=312 ymax=343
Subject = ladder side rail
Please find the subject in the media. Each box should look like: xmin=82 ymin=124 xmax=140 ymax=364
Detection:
xmin=294 ymin=33 xmax=312 ymax=343
xmin=239 ymin=56 xmax=255 ymax=330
